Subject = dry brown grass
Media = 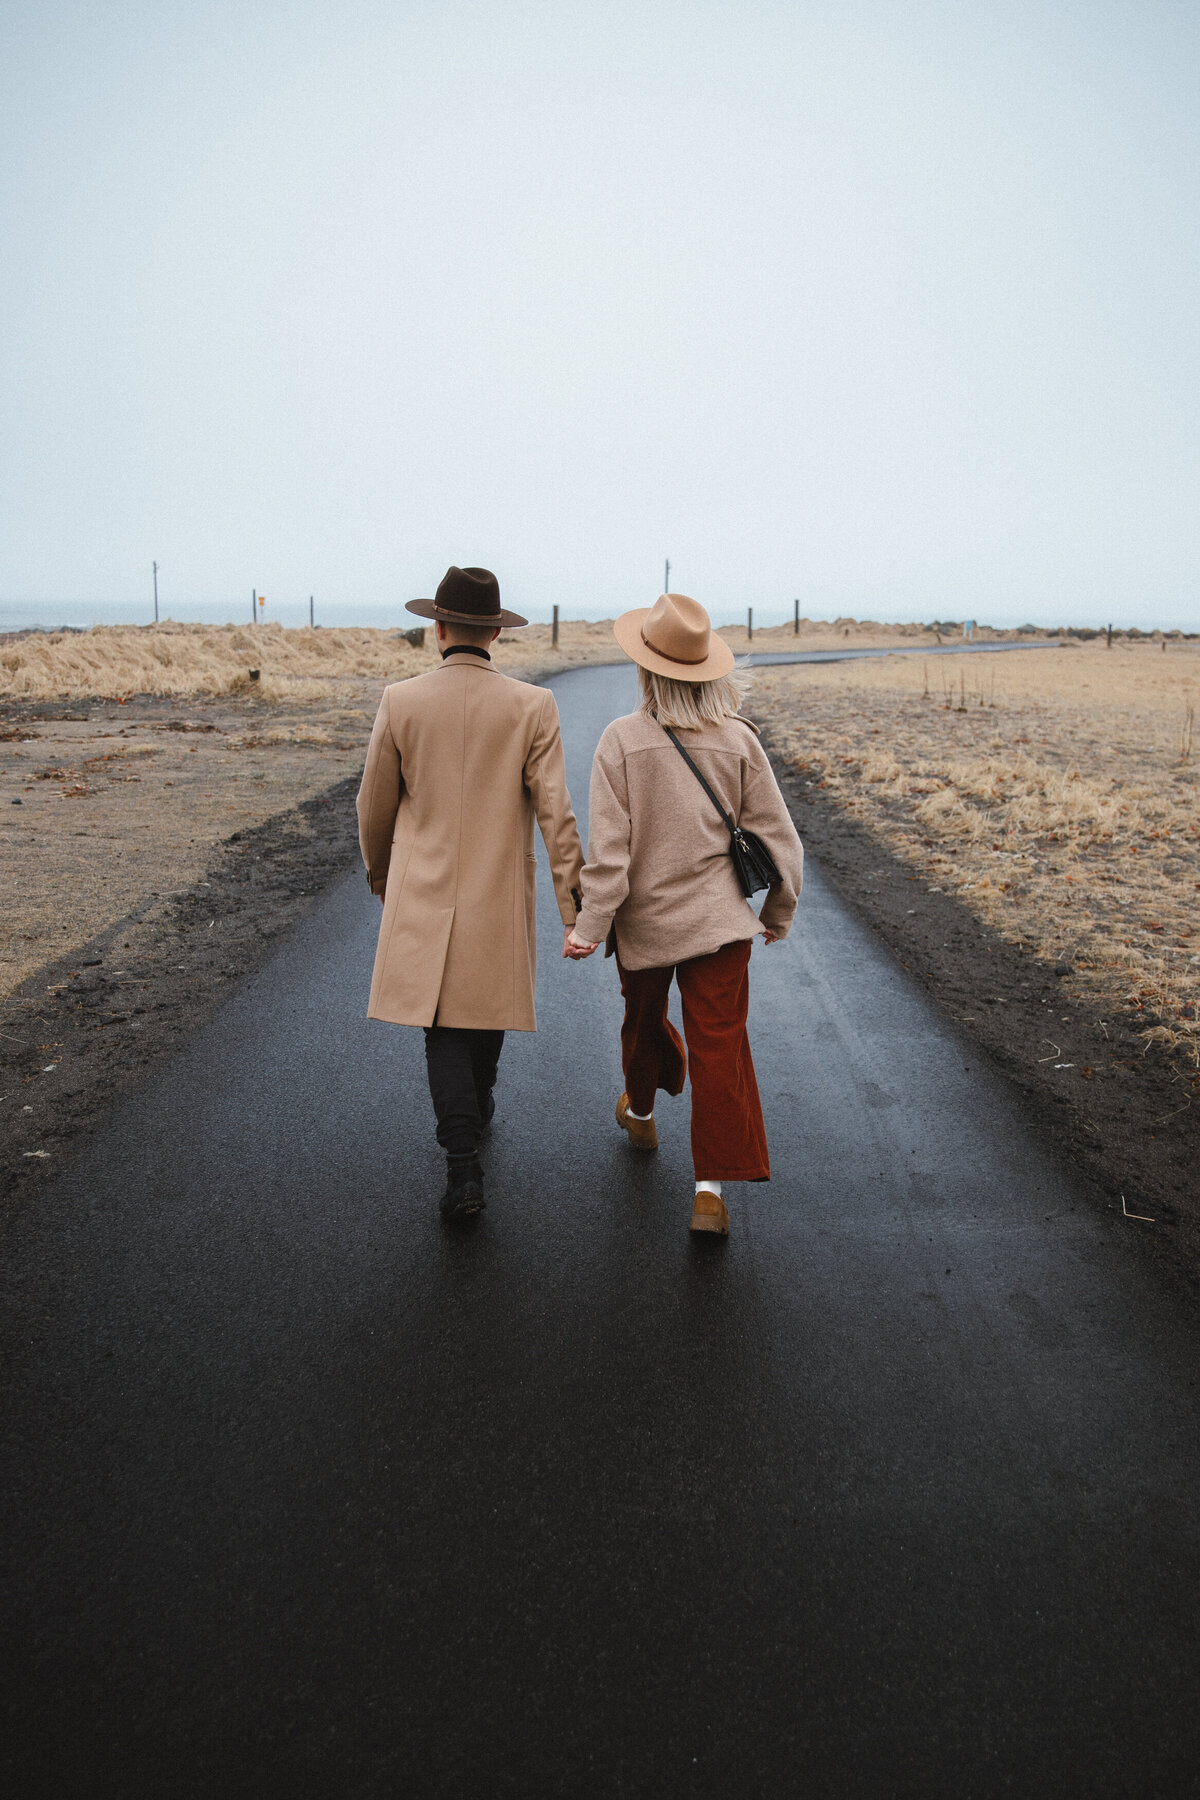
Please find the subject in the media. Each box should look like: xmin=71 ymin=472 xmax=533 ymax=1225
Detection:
xmin=0 ymin=617 xmax=628 ymax=701
xmin=0 ymin=612 xmax=1035 ymax=702
xmin=0 ymin=620 xmax=419 ymax=699
xmin=749 ymin=641 xmax=1200 ymax=1069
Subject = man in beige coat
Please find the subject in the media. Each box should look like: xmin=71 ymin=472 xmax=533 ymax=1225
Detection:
xmin=357 ymin=566 xmax=588 ymax=1220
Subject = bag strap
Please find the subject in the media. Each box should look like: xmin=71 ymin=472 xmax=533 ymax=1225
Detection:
xmin=662 ymin=726 xmax=739 ymax=841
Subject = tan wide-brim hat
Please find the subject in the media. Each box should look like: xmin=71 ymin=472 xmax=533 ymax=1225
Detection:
xmin=613 ymin=592 xmax=735 ymax=682
xmin=406 ymin=565 xmax=527 ymax=629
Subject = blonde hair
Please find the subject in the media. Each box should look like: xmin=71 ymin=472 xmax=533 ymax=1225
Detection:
xmin=637 ymin=665 xmax=745 ymax=730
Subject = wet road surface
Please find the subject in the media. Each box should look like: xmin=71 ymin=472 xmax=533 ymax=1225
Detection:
xmin=3 ymin=662 xmax=1199 ymax=1798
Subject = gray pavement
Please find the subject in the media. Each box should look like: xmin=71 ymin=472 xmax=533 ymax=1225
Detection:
xmin=2 ymin=661 xmax=1199 ymax=1799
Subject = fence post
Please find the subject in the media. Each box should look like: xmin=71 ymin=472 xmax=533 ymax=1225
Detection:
xmin=1106 ymin=622 xmax=1113 ymax=649
xmin=552 ymin=603 xmax=559 ymax=648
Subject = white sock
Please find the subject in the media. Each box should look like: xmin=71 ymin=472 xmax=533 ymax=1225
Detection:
xmin=626 ymin=1105 xmax=653 ymax=1121
xmin=695 ymin=1180 xmax=723 ymax=1198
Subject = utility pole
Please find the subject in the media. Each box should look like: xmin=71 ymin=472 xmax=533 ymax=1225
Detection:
xmin=747 ymin=606 xmax=753 ymax=642
xmin=664 ymin=559 xmax=670 ymax=593
xmin=252 ymin=588 xmax=257 ymax=624
xmin=309 ymin=595 xmax=314 ymax=628
xmin=552 ymin=603 xmax=559 ymax=648
xmin=153 ymin=561 xmax=159 ymax=624
xmin=793 ymin=598 xmax=799 ymax=636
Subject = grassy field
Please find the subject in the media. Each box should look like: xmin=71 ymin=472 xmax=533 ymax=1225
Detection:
xmin=0 ymin=618 xmax=626 ymax=700
xmin=0 ymin=613 xmax=991 ymax=702
xmin=749 ymin=641 xmax=1200 ymax=1070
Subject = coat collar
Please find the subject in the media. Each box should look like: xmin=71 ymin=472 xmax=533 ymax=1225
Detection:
xmin=440 ymin=643 xmax=491 ymax=663
xmin=436 ymin=648 xmax=497 ymax=674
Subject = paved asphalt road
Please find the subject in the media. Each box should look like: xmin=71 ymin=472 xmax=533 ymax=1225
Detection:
xmin=3 ymin=663 xmax=1199 ymax=1799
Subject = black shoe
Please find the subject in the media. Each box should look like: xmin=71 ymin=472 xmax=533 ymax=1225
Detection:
xmin=440 ymin=1160 xmax=486 ymax=1221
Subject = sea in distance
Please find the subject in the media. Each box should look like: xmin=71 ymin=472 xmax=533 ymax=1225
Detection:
xmin=2 ymin=596 xmax=1189 ymax=636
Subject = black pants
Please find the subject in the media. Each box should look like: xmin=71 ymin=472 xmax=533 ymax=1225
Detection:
xmin=423 ymin=1025 xmax=504 ymax=1162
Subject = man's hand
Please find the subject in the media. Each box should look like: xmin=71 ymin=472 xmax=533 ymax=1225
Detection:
xmin=564 ymin=926 xmax=599 ymax=959
xmin=761 ymin=928 xmax=781 ymax=945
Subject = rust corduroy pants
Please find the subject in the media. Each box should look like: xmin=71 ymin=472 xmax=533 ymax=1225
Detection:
xmin=617 ymin=938 xmax=769 ymax=1182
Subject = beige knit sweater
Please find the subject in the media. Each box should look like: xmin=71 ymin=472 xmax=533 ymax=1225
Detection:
xmin=574 ymin=710 xmax=804 ymax=970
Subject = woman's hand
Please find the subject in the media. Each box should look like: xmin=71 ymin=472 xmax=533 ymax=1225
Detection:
xmin=761 ymin=927 xmax=781 ymax=945
xmin=563 ymin=926 xmax=599 ymax=959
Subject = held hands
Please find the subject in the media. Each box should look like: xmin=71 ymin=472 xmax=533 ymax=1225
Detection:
xmin=565 ymin=924 xmax=775 ymax=956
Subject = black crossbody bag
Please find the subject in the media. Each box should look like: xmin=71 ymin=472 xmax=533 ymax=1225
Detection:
xmin=662 ymin=726 xmax=782 ymax=899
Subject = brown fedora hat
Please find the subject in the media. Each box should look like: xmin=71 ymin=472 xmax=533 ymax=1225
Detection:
xmin=406 ymin=565 xmax=528 ymax=629
xmin=612 ymin=592 xmax=735 ymax=683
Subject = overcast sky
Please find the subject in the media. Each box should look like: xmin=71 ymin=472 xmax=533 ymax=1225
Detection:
xmin=2 ymin=0 xmax=1198 ymax=628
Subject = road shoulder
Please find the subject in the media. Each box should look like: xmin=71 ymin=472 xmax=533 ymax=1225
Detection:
xmin=764 ymin=739 xmax=1200 ymax=1283
xmin=0 ymin=775 xmax=362 ymax=1225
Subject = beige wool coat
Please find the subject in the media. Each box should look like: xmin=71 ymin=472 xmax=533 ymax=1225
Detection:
xmin=356 ymin=654 xmax=584 ymax=1031
xmin=574 ymin=710 xmax=803 ymax=970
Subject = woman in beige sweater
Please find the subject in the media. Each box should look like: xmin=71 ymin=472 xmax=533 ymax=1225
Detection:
xmin=566 ymin=593 xmax=804 ymax=1236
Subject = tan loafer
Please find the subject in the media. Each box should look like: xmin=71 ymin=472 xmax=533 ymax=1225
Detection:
xmin=616 ymin=1092 xmax=657 ymax=1151
xmin=690 ymin=1191 xmax=730 ymax=1235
